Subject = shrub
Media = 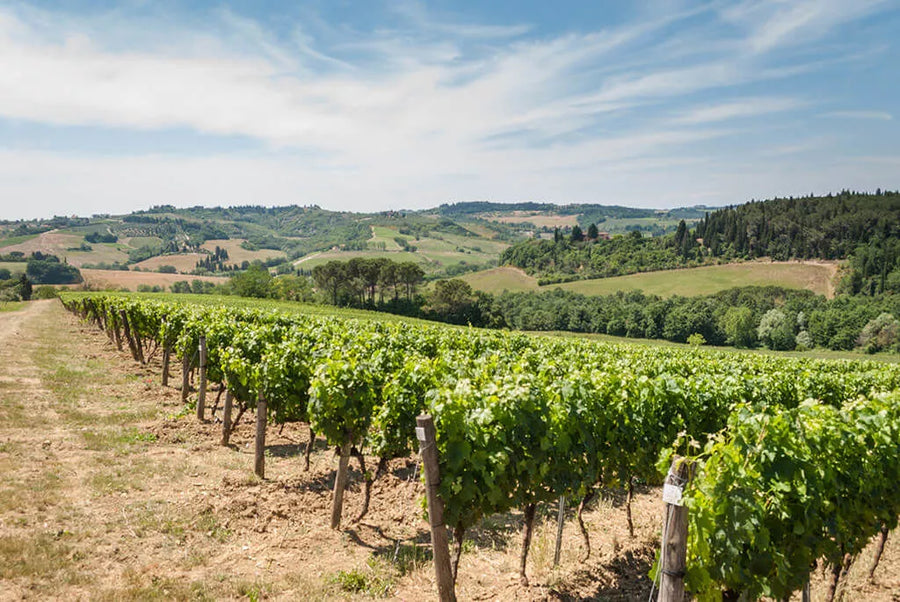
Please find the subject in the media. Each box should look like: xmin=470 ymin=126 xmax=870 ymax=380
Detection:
xmin=857 ymin=313 xmax=900 ymax=353
xmin=757 ymin=308 xmax=795 ymax=351
xmin=32 ymin=286 xmax=59 ymax=299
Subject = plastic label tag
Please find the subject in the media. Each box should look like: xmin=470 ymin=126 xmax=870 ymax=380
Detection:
xmin=662 ymin=483 xmax=684 ymax=506
xmin=415 ymin=427 xmax=427 ymax=442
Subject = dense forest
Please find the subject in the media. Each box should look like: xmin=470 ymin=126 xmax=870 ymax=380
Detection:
xmin=501 ymin=191 xmax=900 ymax=290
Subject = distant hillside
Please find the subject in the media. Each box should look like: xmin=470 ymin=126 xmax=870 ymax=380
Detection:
xmin=500 ymin=191 xmax=900 ymax=293
xmin=5 ymin=193 xmax=896 ymax=295
xmin=435 ymin=201 xmax=709 ymax=235
xmin=0 ymin=201 xmax=711 ymax=281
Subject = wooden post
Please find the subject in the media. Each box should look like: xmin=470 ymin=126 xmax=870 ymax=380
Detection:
xmin=331 ymin=435 xmax=352 ymax=529
xmin=196 ymin=336 xmax=207 ymax=421
xmin=254 ymin=393 xmax=267 ymax=478
xmin=181 ymin=353 xmax=190 ymax=402
xmin=658 ymin=456 xmax=694 ymax=602
xmin=221 ymin=390 xmax=233 ymax=446
xmin=554 ymin=496 xmax=566 ymax=566
xmin=416 ymin=414 xmax=456 ymax=602
xmin=802 ymin=581 xmax=811 ymax=602
xmin=119 ymin=310 xmax=140 ymax=362
xmin=161 ymin=345 xmax=170 ymax=387
xmin=111 ymin=313 xmax=123 ymax=351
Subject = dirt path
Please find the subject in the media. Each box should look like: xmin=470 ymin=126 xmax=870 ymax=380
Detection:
xmin=0 ymin=301 xmax=897 ymax=601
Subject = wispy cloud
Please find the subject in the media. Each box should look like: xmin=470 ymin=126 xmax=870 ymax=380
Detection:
xmin=0 ymin=1 xmax=895 ymax=218
xmin=721 ymin=0 xmax=889 ymax=54
xmin=673 ymin=98 xmax=803 ymax=125
xmin=819 ymin=110 xmax=893 ymax=121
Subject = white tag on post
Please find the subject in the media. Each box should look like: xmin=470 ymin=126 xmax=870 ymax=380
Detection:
xmin=415 ymin=427 xmax=427 ymax=442
xmin=662 ymin=483 xmax=684 ymax=506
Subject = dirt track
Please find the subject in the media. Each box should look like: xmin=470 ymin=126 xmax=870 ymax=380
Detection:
xmin=0 ymin=301 xmax=897 ymax=601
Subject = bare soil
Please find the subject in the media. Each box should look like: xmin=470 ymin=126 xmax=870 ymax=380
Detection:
xmin=0 ymin=301 xmax=897 ymax=600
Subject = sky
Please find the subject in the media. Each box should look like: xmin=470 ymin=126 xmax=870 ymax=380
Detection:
xmin=1 ymin=0 xmax=898 ymax=220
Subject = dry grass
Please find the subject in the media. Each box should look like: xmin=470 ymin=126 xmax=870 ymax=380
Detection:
xmin=553 ymin=260 xmax=838 ymax=298
xmin=464 ymin=261 xmax=839 ymax=298
xmin=80 ymin=268 xmax=228 ymax=291
xmin=0 ymin=230 xmax=130 ymax=267
xmin=201 ymin=239 xmax=286 ymax=266
xmin=132 ymin=253 xmax=207 ymax=273
xmin=461 ymin=266 xmax=540 ymax=293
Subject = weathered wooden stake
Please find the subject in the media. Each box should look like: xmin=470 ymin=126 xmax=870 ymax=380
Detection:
xmin=254 ymin=393 xmax=267 ymax=478
xmin=519 ymin=503 xmax=537 ymax=585
xmin=111 ymin=313 xmax=123 ymax=351
xmin=181 ymin=354 xmax=191 ymax=402
xmin=554 ymin=496 xmax=566 ymax=567
xmin=868 ymin=524 xmax=889 ymax=582
xmin=119 ymin=310 xmax=140 ymax=362
xmin=802 ymin=580 xmax=811 ymax=602
xmin=658 ymin=456 xmax=694 ymax=602
xmin=626 ymin=477 xmax=635 ymax=538
xmin=161 ymin=345 xmax=170 ymax=387
xmin=416 ymin=414 xmax=456 ymax=602
xmin=331 ymin=435 xmax=352 ymax=529
xmin=196 ymin=336 xmax=207 ymax=421
xmin=221 ymin=390 xmax=233 ymax=446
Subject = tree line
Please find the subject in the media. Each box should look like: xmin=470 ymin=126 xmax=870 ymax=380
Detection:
xmin=492 ymin=286 xmax=900 ymax=352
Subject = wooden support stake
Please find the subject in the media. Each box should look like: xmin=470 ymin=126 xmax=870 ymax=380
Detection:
xmin=331 ymin=435 xmax=352 ymax=530
xmin=112 ymin=313 xmax=123 ymax=351
xmin=416 ymin=414 xmax=456 ymax=602
xmin=181 ymin=354 xmax=190 ymax=402
xmin=554 ymin=496 xmax=566 ymax=567
xmin=802 ymin=580 xmax=811 ymax=602
xmin=868 ymin=524 xmax=889 ymax=582
xmin=254 ymin=393 xmax=267 ymax=478
xmin=161 ymin=345 xmax=170 ymax=387
xmin=658 ymin=456 xmax=694 ymax=602
xmin=221 ymin=390 xmax=233 ymax=446
xmin=196 ymin=336 xmax=207 ymax=421
xmin=119 ymin=310 xmax=140 ymax=362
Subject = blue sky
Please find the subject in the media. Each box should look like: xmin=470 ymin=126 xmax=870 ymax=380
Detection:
xmin=0 ymin=0 xmax=898 ymax=219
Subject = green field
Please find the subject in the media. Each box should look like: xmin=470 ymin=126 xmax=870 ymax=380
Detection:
xmin=461 ymin=267 xmax=539 ymax=292
xmin=0 ymin=234 xmax=38 ymax=247
xmin=296 ymin=229 xmax=508 ymax=274
xmin=553 ymin=262 xmax=836 ymax=298
xmin=295 ymin=250 xmax=431 ymax=270
xmin=463 ymin=262 xmax=837 ymax=298
xmin=368 ymin=226 xmax=407 ymax=251
xmin=123 ymin=236 xmax=163 ymax=248
xmin=0 ymin=300 xmax=26 ymax=312
xmin=0 ymin=261 xmax=26 ymax=275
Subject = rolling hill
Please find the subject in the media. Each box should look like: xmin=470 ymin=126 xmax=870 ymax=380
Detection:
xmin=462 ymin=261 xmax=839 ymax=298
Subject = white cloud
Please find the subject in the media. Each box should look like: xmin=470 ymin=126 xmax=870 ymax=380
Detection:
xmin=0 ymin=2 xmax=895 ymax=219
xmin=673 ymin=97 xmax=803 ymax=125
xmin=819 ymin=110 xmax=893 ymax=121
xmin=721 ymin=0 xmax=888 ymax=54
